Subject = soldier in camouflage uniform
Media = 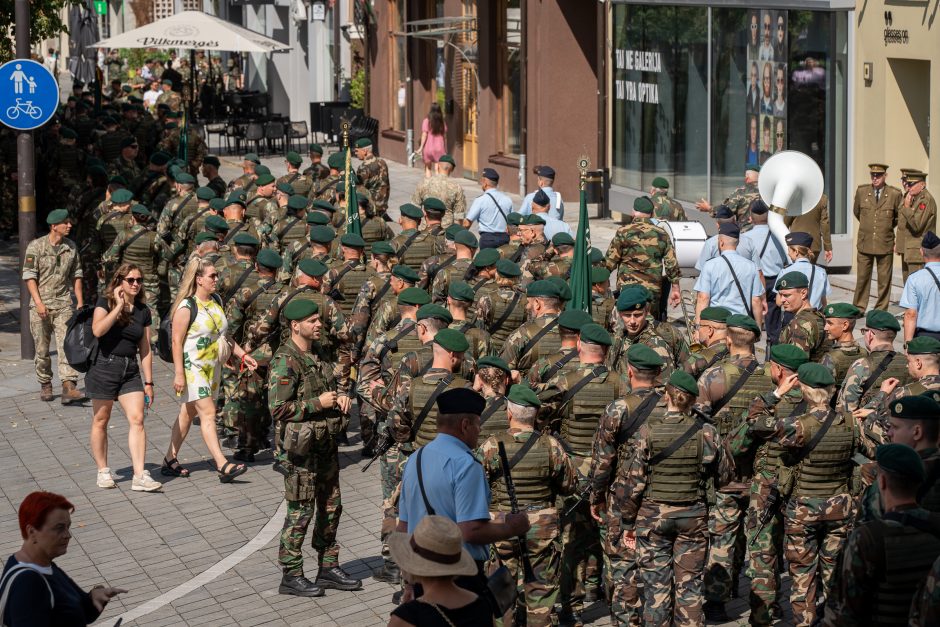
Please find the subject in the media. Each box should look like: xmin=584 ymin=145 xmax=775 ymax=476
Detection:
xmin=107 ymin=137 xmax=142 ymax=184
xmin=280 ymin=222 xmax=335 ymax=282
xmin=135 ymin=151 xmax=173 ymax=210
xmin=523 ymin=232 xmax=576 ymax=284
xmin=591 ymin=266 xmax=617 ymax=331
xmin=445 ymin=281 xmax=492 ymax=363
xmin=227 ymin=153 xmax=259 ymax=193
xmin=354 ymin=137 xmax=390 ymax=216
xmin=201 ymin=155 xmax=227 ymax=199
xmin=695 ymin=164 xmax=761 ymax=226
xmin=155 ymin=172 xmax=200 ymax=299
xmin=174 ymin=189 xmax=222 ymax=260
xmin=272 ymin=194 xmax=310 ymax=255
xmin=541 ymin=324 xmax=625 ymax=621
xmin=303 ymin=143 xmax=330 ymax=182
xmin=158 ymin=124 xmax=208 ymax=177
xmin=269 ymin=299 xmax=362 ymax=597
xmin=518 ymin=214 xmax=550 ymax=264
xmin=357 ymin=196 xmax=395 ymax=246
xmin=498 ymin=213 xmax=526 ymax=262
xmin=425 ymin=227 xmax=476 ymax=298
xmin=322 ymin=233 xmax=374 ymax=319
xmin=309 ymin=152 xmax=344 ymax=203
xmin=412 ymin=155 xmax=467 ymax=227
xmin=525 ymin=310 xmax=591 ymax=390
xmin=620 ymin=370 xmax=731 ymax=625
xmin=217 ymin=232 xmax=259 ymax=307
xmin=278 ymin=151 xmax=313 ymax=198
xmin=479 ymin=384 xmax=577 ymax=627
xmin=836 ymin=309 xmax=910 ymax=413
xmin=607 ymin=285 xmax=683 ymax=382
xmin=819 ymin=302 xmax=867 ymax=382
xmin=95 ymin=116 xmax=129 ymax=163
xmin=155 ymin=80 xmax=182 ymax=112
xmin=649 ymin=177 xmax=687 ymax=221
xmin=777 ymin=270 xmax=832 ymax=362
xmin=469 ymin=355 xmax=511 ymax=441
xmin=605 ymin=196 xmax=681 ymax=319
xmin=391 ymin=203 xmax=437 ymax=272
xmin=476 ymin=259 xmax=527 ymax=354
xmin=351 ymin=258 xmax=418 ymax=359
xmin=695 ymin=314 xmax=772 ymax=621
xmin=590 ymin=343 xmax=668 ymax=626
xmin=500 ymin=279 xmax=566 ymax=379
xmin=244 ymin=172 xmax=280 ymax=246
xmin=95 ymin=188 xmax=136 ymax=285
xmin=435 ymin=247 xmax=495 ymax=304
xmin=685 ymin=306 xmax=731 ymax=378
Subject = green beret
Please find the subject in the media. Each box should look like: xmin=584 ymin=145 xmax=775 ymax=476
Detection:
xmin=194 ymin=231 xmax=217 ymax=244
xmin=174 ymin=172 xmax=195 ymax=185
xmin=354 ymin=137 xmax=373 ymax=149
xmin=473 ymin=248 xmax=500 ymax=268
xmin=225 ymin=193 xmax=246 ymax=208
xmin=769 ymin=344 xmax=809 ymax=370
xmin=527 ymin=280 xmax=559 ymax=298
xmin=590 ymin=247 xmax=605 ymax=264
xmin=455 ymin=230 xmax=479 ymax=248
xmin=524 ymin=214 xmax=546 ymax=226
xmin=205 ymin=215 xmax=229 ymax=233
xmin=633 ymin=196 xmax=654 ymax=214
xmin=777 ymin=271 xmax=809 ymax=290
xmin=444 ymin=224 xmax=465 ymax=241
xmin=196 ymin=187 xmax=216 ymax=201
xmin=254 ymin=164 xmax=271 ymax=177
xmin=309 ymin=225 xmax=336 ymax=243
xmin=496 ymin=259 xmax=522 ymax=277
xmin=398 ymin=287 xmax=432 ymax=306
xmin=243 ymin=152 xmax=261 ymax=164
xmin=277 ymin=181 xmax=295 ymax=195
xmin=617 ymin=285 xmax=651 ymax=311
xmin=627 ymin=343 xmax=665 ymax=369
xmin=558 ymin=309 xmax=594 ymax=331
xmin=669 ymin=370 xmax=699 ymax=395
xmin=478 ymin=355 xmax=511 ymax=375
xmin=890 ymin=395 xmax=940 ymax=423
xmin=161 ymin=78 xmax=173 ymax=86
xmin=907 ymin=337 xmax=940 ymax=355
xmin=327 ymin=152 xmax=344 ymax=169
xmin=797 ymin=362 xmax=835 ymax=388
xmin=340 ymin=233 xmax=366 ymax=248
xmin=312 ymin=199 xmax=336 ymax=213
xmin=400 ymin=203 xmax=424 ymax=220
xmin=372 ymin=241 xmax=396 ymax=256
xmin=417 ymin=303 xmax=453 ymax=323
xmin=865 ymin=309 xmax=901 ymax=332
xmin=700 ymin=306 xmax=731 ymax=323
xmin=434 ymin=328 xmax=469 ymax=353
xmin=284 ymin=299 xmax=319 ymax=321
xmin=507 ymin=384 xmax=541 ymax=408
xmin=448 ymin=281 xmax=476 ymax=303
xmin=423 ymin=197 xmax=446 ymax=213
xmin=298 ymin=258 xmax=329 ymax=277
xmin=507 ymin=212 xmax=523 ymax=227
xmin=923 ymin=390 xmax=940 ymax=404
xmin=232 ymin=233 xmax=260 ymax=247
xmin=203 ymin=155 xmax=221 ymax=167
xmin=580 ymin=322 xmax=613 ymax=346
xmin=110 ymin=189 xmax=133 ymax=204
xmin=552 ymin=232 xmax=575 ymax=247
xmin=309 ymin=143 xmax=324 ymax=155
xmin=46 ymin=209 xmax=70 ymax=225
xmin=164 ymin=122 xmax=178 ymax=130
xmin=392 ymin=264 xmax=420 ymax=283
xmin=438 ymin=154 xmax=456 ymax=167
xmin=255 ymin=173 xmax=276 ymax=187
xmin=130 ymin=204 xmax=150 ymax=217
xmin=591 ymin=266 xmax=611 ymax=285
xmin=726 ymin=314 xmax=760 ymax=334
xmin=823 ymin=302 xmax=862 ymax=319
xmin=876 ymin=443 xmax=926 ymax=482
xmin=548 ymin=277 xmax=572 ymax=302
xmin=651 ymin=176 xmax=670 ymax=189
xmin=287 ymin=195 xmax=308 ymax=211
xmin=256 ymin=249 xmax=283 ymax=269
xmin=306 ymin=212 xmax=330 ymax=225
xmin=285 ymin=151 xmax=302 ymax=166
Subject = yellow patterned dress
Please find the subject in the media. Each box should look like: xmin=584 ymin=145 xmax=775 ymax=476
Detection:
xmin=179 ymin=295 xmax=228 ymax=402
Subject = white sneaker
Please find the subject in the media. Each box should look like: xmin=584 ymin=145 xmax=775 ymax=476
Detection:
xmin=131 ymin=470 xmax=163 ymax=492
xmin=97 ymin=468 xmax=116 ymax=489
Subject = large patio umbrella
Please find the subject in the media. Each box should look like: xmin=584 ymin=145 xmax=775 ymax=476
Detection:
xmin=68 ymin=1 xmax=99 ymax=84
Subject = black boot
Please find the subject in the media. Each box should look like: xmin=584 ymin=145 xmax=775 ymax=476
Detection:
xmin=278 ymin=574 xmax=324 ymax=597
xmin=372 ymin=562 xmax=401 ymax=584
xmin=317 ymin=565 xmax=362 ymax=591
xmin=703 ymin=600 xmax=729 ymax=622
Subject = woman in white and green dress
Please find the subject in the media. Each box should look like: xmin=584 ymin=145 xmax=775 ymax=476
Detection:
xmin=163 ymin=257 xmax=258 ymax=482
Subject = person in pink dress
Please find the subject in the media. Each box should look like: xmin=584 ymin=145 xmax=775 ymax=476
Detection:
xmin=417 ymin=103 xmax=447 ymax=178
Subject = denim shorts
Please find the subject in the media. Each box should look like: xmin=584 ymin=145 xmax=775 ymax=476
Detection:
xmin=85 ymin=354 xmax=143 ymax=400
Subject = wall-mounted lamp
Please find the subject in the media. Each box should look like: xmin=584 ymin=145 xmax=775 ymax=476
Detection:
xmin=863 ymin=62 xmax=873 ymax=86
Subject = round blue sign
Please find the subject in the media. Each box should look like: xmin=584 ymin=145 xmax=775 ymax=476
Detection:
xmin=0 ymin=59 xmax=60 ymax=131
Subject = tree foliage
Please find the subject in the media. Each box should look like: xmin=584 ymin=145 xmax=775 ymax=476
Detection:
xmin=0 ymin=0 xmax=85 ymax=64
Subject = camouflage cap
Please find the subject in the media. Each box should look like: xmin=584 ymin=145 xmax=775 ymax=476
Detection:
xmin=398 ymin=287 xmax=432 ymax=306
xmin=580 ymin=323 xmax=612 ymax=347
xmin=616 ymin=285 xmax=651 ymax=311
xmin=669 ymin=370 xmax=698 ymax=395
xmin=726 ymin=313 xmax=760 ymax=334
xmin=776 ymin=271 xmax=808 ymax=290
xmin=256 ymin=248 xmax=283 ymax=269
xmin=196 ymin=186 xmax=216 ymax=201
xmin=769 ymin=344 xmax=809 ymax=370
xmin=507 ymin=384 xmax=541 ymax=408
xmin=472 ymin=248 xmax=500 ymax=268
xmin=298 ymin=258 xmax=329 ymax=277
xmin=205 ymin=215 xmax=230 ymax=233
xmin=372 ymin=241 xmax=395 ymax=256
xmin=876 ymin=443 xmax=926 ymax=482
xmin=627 ymin=343 xmax=664 ymax=369
xmin=287 ymin=195 xmax=308 ymax=211
xmin=284 ymin=299 xmax=318 ymax=321
xmin=496 ymin=259 xmax=521 ymax=278
xmin=448 ymin=281 xmax=475 ymax=303
xmin=478 ymin=355 xmax=511 ymax=375
xmin=797 ymin=362 xmax=835 ymax=388
xmin=558 ymin=309 xmax=594 ymax=331
xmin=865 ymin=309 xmax=900 ymax=332
xmin=591 ymin=266 xmax=611 ymax=284
xmin=417 ymin=304 xmax=453 ymax=324
xmin=823 ymin=302 xmax=862 ymax=319
xmin=907 ymin=337 xmax=940 ymax=355
xmin=400 ymin=203 xmax=424 ymax=220
xmin=434 ymin=328 xmax=470 ymax=353
xmin=700 ymin=306 xmax=731 ymax=324
xmin=392 ymin=264 xmax=420 ymax=283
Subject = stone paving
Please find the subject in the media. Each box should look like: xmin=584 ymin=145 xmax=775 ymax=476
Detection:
xmin=0 ymin=152 xmax=899 ymax=626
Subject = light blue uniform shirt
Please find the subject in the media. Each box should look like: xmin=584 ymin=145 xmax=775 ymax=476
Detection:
xmin=900 ymin=261 xmax=940 ymax=332
xmin=542 ymin=214 xmax=572 ymax=241
xmin=519 ymin=186 xmax=564 ymax=220
xmin=695 ymin=235 xmax=719 ymax=272
xmin=399 ymin=433 xmax=492 ymax=561
xmin=467 ymin=189 xmax=513 ymax=234
xmin=738 ymin=224 xmax=787 ymax=279
xmin=694 ymin=250 xmax=765 ymax=315
xmin=774 ymin=257 xmax=830 ymax=309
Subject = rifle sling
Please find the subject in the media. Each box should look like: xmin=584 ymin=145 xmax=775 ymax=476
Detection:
xmin=518 ymin=318 xmax=560 ymax=361
xmin=276 ymin=216 xmax=303 ymax=241
xmin=489 ymin=291 xmax=523 ymax=334
xmin=114 ymin=227 xmax=151 ymax=262
xmin=225 ymin=265 xmax=255 ymax=304
xmin=543 ymin=350 xmax=578 ymax=381
xmin=377 ymin=321 xmax=418 ymax=363
xmin=790 ymin=410 xmax=839 ymax=466
xmin=558 ymin=366 xmax=609 ymax=409
xmin=508 ymin=433 xmax=541 ymax=470
xmin=711 ymin=360 xmax=759 ymax=415
xmin=328 ymin=262 xmax=357 ymax=299
xmin=479 ymin=396 xmax=506 ymax=428
xmin=617 ymin=391 xmax=663 ymax=444
xmin=222 ymin=222 xmax=246 ymax=244
xmin=411 ymin=375 xmax=455 ymax=439
xmin=857 ymin=351 xmax=897 ymax=405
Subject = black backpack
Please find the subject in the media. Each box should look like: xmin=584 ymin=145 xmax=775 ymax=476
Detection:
xmin=64 ymin=304 xmax=99 ymax=373
xmin=156 ymin=294 xmax=223 ymax=363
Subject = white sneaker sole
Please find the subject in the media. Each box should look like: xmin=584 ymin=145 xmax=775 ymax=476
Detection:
xmin=131 ymin=482 xmax=163 ymax=492
xmin=97 ymin=481 xmax=116 ymax=489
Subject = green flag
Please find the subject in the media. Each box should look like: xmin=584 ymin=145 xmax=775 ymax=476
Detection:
xmin=567 ymin=179 xmax=592 ymax=313
xmin=344 ymin=146 xmax=362 ymax=236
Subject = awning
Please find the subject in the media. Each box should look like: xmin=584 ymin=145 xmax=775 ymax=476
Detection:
xmin=394 ymin=16 xmax=478 ymax=62
xmin=609 ymin=0 xmax=854 ymax=10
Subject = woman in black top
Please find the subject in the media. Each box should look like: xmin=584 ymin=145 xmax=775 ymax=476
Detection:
xmin=2 ymin=492 xmax=124 ymax=626
xmin=88 ymin=263 xmax=162 ymax=492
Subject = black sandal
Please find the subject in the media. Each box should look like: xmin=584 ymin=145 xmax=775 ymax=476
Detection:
xmin=216 ymin=461 xmax=247 ymax=483
xmin=161 ymin=457 xmax=190 ymax=477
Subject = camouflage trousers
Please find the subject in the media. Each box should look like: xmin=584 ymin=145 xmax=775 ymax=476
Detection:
xmin=558 ymin=495 xmax=602 ymax=614
xmin=29 ymin=306 xmax=79 ymax=384
xmin=379 ymin=437 xmax=409 ymax=564
xmin=223 ymin=368 xmax=270 ymax=452
xmin=219 ymin=363 xmax=241 ymax=435
xmin=746 ymin=484 xmax=784 ymax=627
xmin=635 ymin=510 xmax=708 ymax=626
xmin=490 ymin=508 xmax=562 ymax=627
xmin=601 ymin=515 xmax=641 ymax=626
xmin=784 ymin=509 xmax=851 ymax=626
xmin=278 ymin=437 xmax=343 ymax=575
xmin=143 ymin=279 xmax=160 ymax=342
xmin=704 ymin=491 xmax=749 ymax=603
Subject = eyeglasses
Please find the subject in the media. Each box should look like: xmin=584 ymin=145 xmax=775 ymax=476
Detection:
xmin=777 ymin=24 xmax=785 ymax=30
xmin=124 ymin=277 xmax=143 ymax=284
xmin=203 ymin=273 xmax=219 ymax=280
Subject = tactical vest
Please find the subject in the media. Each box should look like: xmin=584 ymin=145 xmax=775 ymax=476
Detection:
xmin=535 ymin=349 xmax=580 ymax=383
xmin=437 ymin=258 xmax=474 ymax=292
xmin=798 ymin=309 xmax=831 ymax=361
xmin=275 ymin=217 xmax=307 ymax=252
xmin=616 ymin=391 xmax=668 ymax=465
xmin=246 ymin=196 xmax=271 ymax=223
xmin=410 ymin=375 xmax=469 ymax=447
xmin=826 ymin=344 xmax=866 ymax=382
xmin=361 ymin=217 xmax=387 ymax=244
xmin=645 ymin=413 xmax=705 ymax=503
xmin=488 ymin=289 xmax=527 ymax=351
xmin=754 ymin=394 xmax=805 ymax=479
xmin=491 ymin=432 xmax=555 ymax=509
xmin=522 ymin=318 xmax=563 ymax=366
xmin=654 ymin=319 xmax=687 ymax=367
xmin=716 ymin=360 xmax=774 ymax=439
xmin=559 ymin=369 xmax=619 ymax=456
xmin=383 ymin=324 xmax=425 ymax=364
xmin=592 ymin=296 xmax=614 ymax=330
xmin=477 ymin=396 xmax=509 ymax=441
xmin=792 ymin=413 xmax=855 ymax=496
xmin=122 ymin=227 xmax=158 ymax=275
xmin=98 ymin=133 xmax=124 ymax=162
xmin=869 ymin=514 xmax=940 ymax=625
xmin=298 ymin=347 xmax=341 ymax=421
xmin=99 ymin=211 xmax=129 ymax=252
xmin=332 ymin=263 xmax=372 ymax=317
xmin=400 ymin=230 xmax=438 ymax=271
xmin=859 ymin=350 xmax=911 ymax=407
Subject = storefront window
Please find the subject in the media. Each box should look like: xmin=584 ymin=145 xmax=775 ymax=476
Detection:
xmin=710 ymin=9 xmax=749 ymax=201
xmin=391 ymin=1 xmax=407 ymax=131
xmin=503 ymin=0 xmax=523 ymax=155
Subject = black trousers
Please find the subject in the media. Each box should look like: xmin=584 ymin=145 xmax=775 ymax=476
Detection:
xmin=480 ymin=232 xmax=510 ymax=249
xmin=915 ymin=328 xmax=940 ymax=341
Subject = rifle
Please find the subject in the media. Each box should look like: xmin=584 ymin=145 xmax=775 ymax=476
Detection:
xmin=749 ymin=482 xmax=782 ymax=547
xmin=497 ymin=440 xmax=536 ymax=627
xmin=563 ymin=484 xmax=592 ymax=517
xmin=362 ymin=431 xmax=394 ymax=472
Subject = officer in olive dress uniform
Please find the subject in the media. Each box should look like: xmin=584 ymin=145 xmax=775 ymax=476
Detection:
xmin=898 ymin=170 xmax=938 ymax=281
xmin=819 ymin=302 xmax=867 ymax=382
xmin=854 ymin=163 xmax=903 ymax=310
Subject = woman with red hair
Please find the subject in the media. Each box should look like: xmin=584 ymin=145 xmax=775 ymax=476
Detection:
xmin=1 ymin=492 xmax=125 ymax=625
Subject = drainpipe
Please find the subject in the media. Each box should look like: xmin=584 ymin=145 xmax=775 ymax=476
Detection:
xmin=519 ymin=153 xmax=526 ymax=198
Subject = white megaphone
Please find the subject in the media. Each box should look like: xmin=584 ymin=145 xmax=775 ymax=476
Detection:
xmin=758 ymin=151 xmax=825 ymax=250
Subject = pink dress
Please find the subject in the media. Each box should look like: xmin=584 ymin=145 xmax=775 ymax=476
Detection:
xmin=421 ymin=117 xmax=447 ymax=164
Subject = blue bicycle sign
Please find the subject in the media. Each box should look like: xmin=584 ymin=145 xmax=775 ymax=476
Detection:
xmin=0 ymin=59 xmax=59 ymax=131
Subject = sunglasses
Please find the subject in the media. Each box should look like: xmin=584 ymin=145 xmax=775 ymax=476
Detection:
xmin=776 ymin=132 xmax=784 ymax=137
xmin=124 ymin=277 xmax=143 ymax=285
xmin=203 ymin=273 xmax=219 ymax=280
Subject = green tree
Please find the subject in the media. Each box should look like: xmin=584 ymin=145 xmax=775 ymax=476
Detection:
xmin=0 ymin=0 xmax=85 ymax=64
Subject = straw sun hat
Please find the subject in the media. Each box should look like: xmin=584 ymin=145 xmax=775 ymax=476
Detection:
xmin=388 ymin=515 xmax=478 ymax=578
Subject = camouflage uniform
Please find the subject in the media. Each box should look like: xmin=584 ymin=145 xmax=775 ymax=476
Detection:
xmin=780 ymin=306 xmax=832 ymax=362
xmin=244 ymin=194 xmax=279 ymax=245
xmin=605 ymin=219 xmax=680 ymax=318
xmin=322 ymin=260 xmax=375 ymax=319
xmin=819 ymin=339 xmax=867 ymax=384
xmin=155 ymin=89 xmax=182 ymax=112
xmin=835 ymin=347 xmax=910 ymax=413
xmin=158 ymin=129 xmax=207 ymax=176
xmin=277 ymin=171 xmax=313 ymax=198
xmin=857 ymin=447 xmax=940 ymax=524
xmin=412 ymin=175 xmax=468 ymax=227
xmin=309 ymin=173 xmax=342 ymax=203
xmin=608 ymin=317 xmax=680 ymax=381
xmin=392 ymin=227 xmax=443 ymax=274
xmin=650 ymin=190 xmax=687 ymax=221
xmin=912 ymin=548 xmax=940 ymax=627
xmin=356 ymin=155 xmax=390 ymax=215
xmin=523 ymin=255 xmax=573 ymax=284
xmin=718 ymin=181 xmax=761 ymax=226
xmin=137 ymin=171 xmax=173 ymax=211
xmin=527 ymin=347 xmax=580 ymax=390
xmin=101 ymin=222 xmax=162 ymax=337
xmin=479 ymin=429 xmax=577 ymax=627
xmin=280 ymin=241 xmax=333 ymax=283
xmin=269 ymin=337 xmax=348 ymax=574
xmin=591 ymin=292 xmax=617 ymax=331
xmin=429 ymin=257 xmax=474 ymax=304
xmin=107 ymin=155 xmax=142 ymax=184
xmin=155 ymin=190 xmax=199 ymax=298
xmin=685 ymin=341 xmax=729 ymax=379
xmin=447 ymin=319 xmax=492 ymax=362
xmin=501 ymin=313 xmax=563 ymax=377
xmin=476 ymin=284 xmax=528 ymax=354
